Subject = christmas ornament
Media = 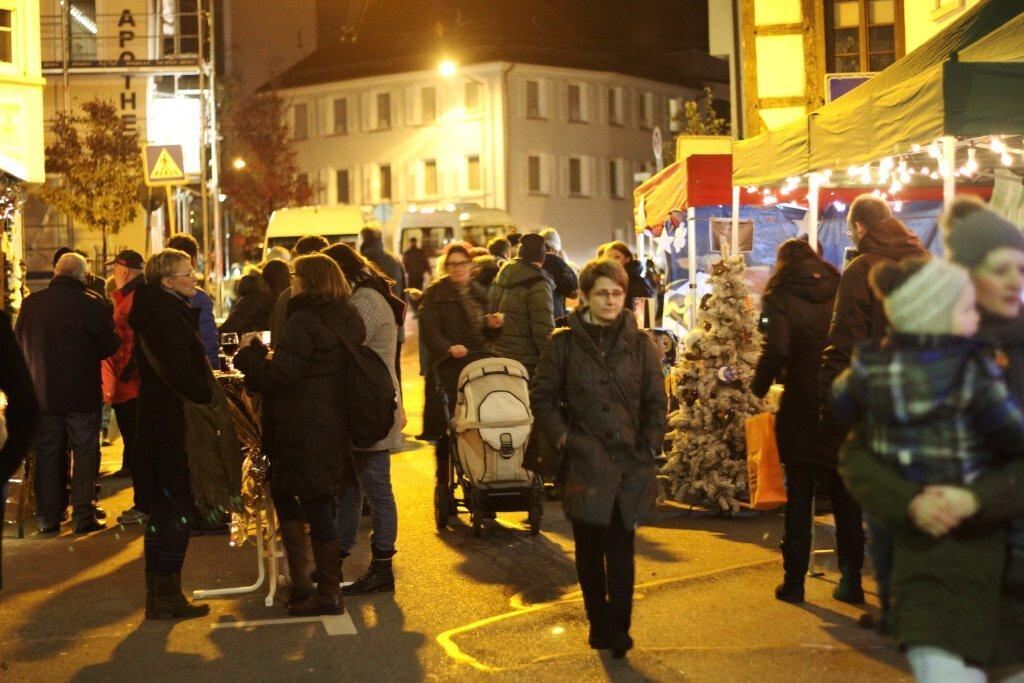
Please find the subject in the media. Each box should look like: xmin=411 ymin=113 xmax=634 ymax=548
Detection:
xmin=717 ymin=366 xmax=737 ymax=384
xmin=0 ymin=173 xmax=25 ymax=226
xmin=654 ymin=230 xmax=675 ymax=255
xmin=672 ymin=226 xmax=688 ymax=251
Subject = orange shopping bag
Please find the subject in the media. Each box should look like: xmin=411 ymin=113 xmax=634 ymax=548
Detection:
xmin=745 ymin=412 xmax=787 ymax=510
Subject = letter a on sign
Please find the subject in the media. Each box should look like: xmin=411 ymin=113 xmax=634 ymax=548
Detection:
xmin=143 ymin=144 xmax=186 ymax=186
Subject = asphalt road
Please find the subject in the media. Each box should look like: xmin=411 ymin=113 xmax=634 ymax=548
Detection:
xmin=0 ymin=328 xmax=909 ymax=682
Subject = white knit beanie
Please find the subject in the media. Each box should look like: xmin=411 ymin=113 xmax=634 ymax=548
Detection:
xmin=883 ymin=259 xmax=970 ymax=335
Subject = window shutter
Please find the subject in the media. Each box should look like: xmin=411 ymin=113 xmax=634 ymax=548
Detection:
xmin=361 ymin=93 xmax=373 ymax=131
xmin=539 ymin=78 xmax=550 ymax=119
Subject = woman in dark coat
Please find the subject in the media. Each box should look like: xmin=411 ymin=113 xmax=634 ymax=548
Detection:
xmin=840 ymin=203 xmax=1024 ymax=676
xmin=600 ymin=241 xmax=655 ymax=313
xmin=751 ymin=238 xmax=862 ymax=605
xmin=418 ymin=244 xmax=501 ymax=450
xmin=220 ymin=271 xmax=274 ymax=335
xmin=128 ymin=248 xmax=213 ymax=620
xmin=531 ymin=258 xmax=667 ymax=658
xmin=234 ymin=254 xmax=365 ymax=617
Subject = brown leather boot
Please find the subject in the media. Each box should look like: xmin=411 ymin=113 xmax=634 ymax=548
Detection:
xmin=278 ymin=520 xmax=315 ymax=608
xmin=150 ymin=574 xmax=210 ymax=620
xmin=288 ymin=538 xmax=343 ymax=616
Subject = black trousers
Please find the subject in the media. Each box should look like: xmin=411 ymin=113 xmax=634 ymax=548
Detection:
xmin=571 ymin=503 xmax=636 ymax=637
xmin=271 ymin=487 xmax=338 ymax=543
xmin=144 ymin=482 xmax=194 ymax=576
xmin=781 ymin=461 xmax=865 ymax=579
xmin=113 ymin=399 xmax=148 ymax=511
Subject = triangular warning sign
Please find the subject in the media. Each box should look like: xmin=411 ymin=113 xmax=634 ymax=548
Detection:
xmin=151 ymin=149 xmax=184 ymax=180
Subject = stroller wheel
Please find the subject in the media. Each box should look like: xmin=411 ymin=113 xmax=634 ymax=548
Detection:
xmin=433 ymin=483 xmax=450 ymax=531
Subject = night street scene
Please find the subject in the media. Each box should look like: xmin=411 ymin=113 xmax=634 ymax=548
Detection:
xmin=2 ymin=0 xmax=1024 ymax=680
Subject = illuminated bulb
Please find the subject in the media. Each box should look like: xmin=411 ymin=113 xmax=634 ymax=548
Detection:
xmin=880 ymin=157 xmax=894 ymax=172
xmin=920 ymin=166 xmax=930 ymax=175
xmin=780 ymin=186 xmax=791 ymax=196
xmin=821 ymin=169 xmax=832 ymax=180
xmin=911 ymin=143 xmax=921 ymax=153
xmin=900 ymin=172 xmax=911 ymax=184
xmin=908 ymin=167 xmax=917 ymax=176
xmin=929 ymin=172 xmax=940 ymax=180
xmin=1002 ymin=152 xmax=1013 ymax=166
xmin=847 ymin=165 xmax=859 ymax=177
xmin=832 ymin=200 xmax=847 ymax=212
xmin=991 ymin=137 xmax=1005 ymax=154
xmin=966 ymin=147 xmax=978 ymax=174
xmin=890 ymin=180 xmax=903 ymax=192
xmin=860 ymin=169 xmax=872 ymax=184
xmin=763 ymin=194 xmax=777 ymax=205
xmin=894 ymin=200 xmax=903 ymax=212
xmin=746 ymin=185 xmax=757 ymax=193
xmin=928 ymin=142 xmax=940 ymax=158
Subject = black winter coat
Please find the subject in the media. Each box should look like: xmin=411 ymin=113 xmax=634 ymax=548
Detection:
xmin=419 ymin=276 xmax=492 ymax=370
xmin=234 ymin=295 xmax=366 ymax=499
xmin=820 ymin=217 xmax=926 ymax=457
xmin=752 ymin=258 xmax=839 ymax=465
xmin=531 ymin=308 xmax=667 ymax=528
xmin=624 ymin=259 xmax=656 ymax=312
xmin=221 ymin=273 xmax=274 ymax=335
xmin=128 ymin=283 xmax=213 ymax=515
xmin=542 ymin=253 xmax=578 ymax=318
xmin=15 ymin=276 xmax=119 ymax=414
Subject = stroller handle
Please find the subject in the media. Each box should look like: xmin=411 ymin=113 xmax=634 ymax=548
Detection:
xmin=429 ymin=349 xmax=496 ymax=378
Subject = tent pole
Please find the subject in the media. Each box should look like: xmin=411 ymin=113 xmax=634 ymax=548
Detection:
xmin=687 ymin=206 xmax=697 ymax=330
xmin=941 ymin=135 xmax=956 ymax=209
xmin=731 ymin=185 xmax=740 ymax=255
xmin=808 ymin=173 xmax=820 ymax=252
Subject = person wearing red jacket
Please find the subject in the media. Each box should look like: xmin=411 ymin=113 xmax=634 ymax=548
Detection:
xmin=101 ymin=250 xmax=148 ymax=525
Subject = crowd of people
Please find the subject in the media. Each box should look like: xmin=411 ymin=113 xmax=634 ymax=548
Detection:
xmin=2 ymin=201 xmax=1023 ymax=678
xmin=753 ymin=194 xmax=1024 ymax=681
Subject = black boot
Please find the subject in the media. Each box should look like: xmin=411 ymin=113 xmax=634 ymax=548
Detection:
xmin=610 ymin=631 xmax=633 ymax=659
xmin=588 ymin=624 xmax=611 ymax=649
xmin=775 ymin=574 xmax=805 ymax=604
xmin=279 ymin=520 xmax=315 ymax=608
xmin=343 ymin=549 xmax=395 ymax=596
xmin=833 ymin=571 xmax=865 ymax=604
xmin=150 ymin=574 xmax=210 ymax=620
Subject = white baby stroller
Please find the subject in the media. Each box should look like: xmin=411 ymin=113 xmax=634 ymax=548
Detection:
xmin=433 ymin=352 xmax=544 ymax=537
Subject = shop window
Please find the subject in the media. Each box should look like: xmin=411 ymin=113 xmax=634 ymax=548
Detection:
xmin=827 ymin=0 xmax=903 ymax=74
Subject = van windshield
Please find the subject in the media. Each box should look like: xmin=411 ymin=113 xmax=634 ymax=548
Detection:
xmin=266 ymin=234 xmax=357 ymax=252
xmin=400 ymin=227 xmax=453 ymax=259
xmin=462 ymin=225 xmax=513 ymax=247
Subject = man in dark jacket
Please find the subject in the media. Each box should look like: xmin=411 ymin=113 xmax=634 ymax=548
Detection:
xmin=539 ymin=228 xmax=578 ymax=319
xmin=53 ymin=247 xmax=106 ymax=300
xmin=489 ymin=233 xmax=555 ymax=375
xmin=820 ymin=193 xmax=927 ymax=621
xmin=16 ymin=252 xmax=119 ymax=534
xmin=402 ymin=237 xmax=430 ymax=292
xmin=361 ymin=227 xmax=407 ymax=379
xmin=0 ymin=309 xmax=39 ymax=588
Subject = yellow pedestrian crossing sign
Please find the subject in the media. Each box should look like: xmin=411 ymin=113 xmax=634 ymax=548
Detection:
xmin=143 ymin=144 xmax=186 ymax=187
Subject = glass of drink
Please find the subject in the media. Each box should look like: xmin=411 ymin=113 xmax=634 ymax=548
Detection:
xmin=220 ymin=332 xmax=240 ymax=371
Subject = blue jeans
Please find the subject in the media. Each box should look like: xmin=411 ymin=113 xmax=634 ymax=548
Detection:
xmin=336 ymin=449 xmax=397 ymax=557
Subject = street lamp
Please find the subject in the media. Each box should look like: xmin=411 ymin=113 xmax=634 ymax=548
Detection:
xmin=438 ymin=59 xmax=458 ymax=78
xmin=232 ymin=157 xmax=246 ymax=170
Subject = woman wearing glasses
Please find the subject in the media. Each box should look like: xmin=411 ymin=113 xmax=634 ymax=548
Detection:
xmin=128 ymin=248 xmax=212 ymax=620
xmin=418 ymin=244 xmax=502 ymax=477
xmin=531 ymin=258 xmax=667 ymax=658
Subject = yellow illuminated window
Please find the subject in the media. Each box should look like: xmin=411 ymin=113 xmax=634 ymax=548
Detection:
xmin=827 ymin=0 xmax=903 ymax=73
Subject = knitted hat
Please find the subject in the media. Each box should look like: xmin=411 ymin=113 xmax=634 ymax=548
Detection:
xmin=518 ymin=233 xmax=547 ymax=263
xmin=945 ymin=208 xmax=1024 ymax=269
xmin=883 ymin=259 xmax=970 ymax=335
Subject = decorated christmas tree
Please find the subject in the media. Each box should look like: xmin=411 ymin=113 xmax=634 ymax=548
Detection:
xmin=661 ymin=249 xmax=766 ymax=513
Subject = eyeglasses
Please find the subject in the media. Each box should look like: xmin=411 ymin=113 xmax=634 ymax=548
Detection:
xmin=170 ymin=270 xmax=196 ymax=279
xmin=591 ymin=288 xmax=625 ymax=299
xmin=446 ymin=259 xmax=471 ymax=269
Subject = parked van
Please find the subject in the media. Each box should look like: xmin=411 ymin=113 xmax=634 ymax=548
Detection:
xmin=262 ymin=205 xmax=377 ymax=260
xmin=395 ymin=203 xmax=516 ymax=260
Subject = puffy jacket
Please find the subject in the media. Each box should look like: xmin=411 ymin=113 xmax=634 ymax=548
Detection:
xmin=752 ymin=258 xmax=839 ymax=465
xmin=488 ymin=259 xmax=555 ymax=370
xmin=234 ymin=295 xmax=367 ymax=499
xmin=102 ymin=275 xmax=143 ymax=405
xmin=16 ymin=276 xmax=120 ymax=414
xmin=531 ymin=308 xmax=667 ymax=528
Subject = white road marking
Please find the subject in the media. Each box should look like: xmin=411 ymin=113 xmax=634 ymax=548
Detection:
xmin=211 ymin=613 xmax=357 ymax=635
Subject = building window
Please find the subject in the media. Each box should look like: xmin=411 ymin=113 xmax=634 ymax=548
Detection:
xmin=609 ymin=159 xmax=622 ymax=198
xmin=668 ymin=98 xmax=683 ymax=132
xmin=528 ymin=155 xmax=542 ymax=193
xmin=568 ymin=84 xmax=582 ymax=122
xmin=637 ymin=92 xmax=653 ymax=129
xmin=569 ymin=158 xmax=583 ymax=196
xmin=421 ymin=87 xmax=436 ymax=124
xmin=526 ymin=80 xmax=541 ymax=118
xmin=0 ymin=9 xmax=12 ymax=64
xmin=827 ymin=0 xmax=903 ymax=73
xmin=377 ymin=92 xmax=391 ymax=130
xmin=467 ymin=155 xmax=481 ymax=192
xmin=608 ymin=87 xmax=623 ymax=125
xmin=293 ymin=103 xmax=308 ymax=140
xmin=333 ymin=98 xmax=348 ymax=135
xmin=424 ymin=159 xmax=438 ymax=196
xmin=465 ymin=81 xmax=480 ymax=114
xmin=379 ymin=165 xmax=392 ymax=201
xmin=336 ymin=169 xmax=350 ymax=204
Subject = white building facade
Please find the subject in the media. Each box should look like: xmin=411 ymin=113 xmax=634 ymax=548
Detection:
xmin=281 ymin=62 xmax=704 ymax=265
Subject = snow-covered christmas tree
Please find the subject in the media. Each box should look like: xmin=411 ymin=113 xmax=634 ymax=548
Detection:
xmin=661 ymin=249 xmax=766 ymax=513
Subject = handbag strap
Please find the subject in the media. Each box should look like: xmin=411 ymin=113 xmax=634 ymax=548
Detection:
xmin=138 ymin=335 xmax=215 ymax=405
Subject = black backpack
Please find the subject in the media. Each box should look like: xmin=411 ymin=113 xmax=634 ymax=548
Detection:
xmin=321 ymin=311 xmax=397 ymax=448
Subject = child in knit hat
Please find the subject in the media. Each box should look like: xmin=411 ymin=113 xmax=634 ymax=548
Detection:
xmin=833 ymin=256 xmax=1024 ymax=679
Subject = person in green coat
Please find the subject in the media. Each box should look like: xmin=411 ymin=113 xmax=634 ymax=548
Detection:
xmin=488 ymin=232 xmax=555 ymax=376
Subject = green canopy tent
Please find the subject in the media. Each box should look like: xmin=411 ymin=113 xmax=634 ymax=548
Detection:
xmin=733 ymin=0 xmax=1024 ymax=187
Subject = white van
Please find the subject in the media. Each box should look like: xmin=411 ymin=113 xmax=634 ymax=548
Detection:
xmin=262 ymin=205 xmax=377 ymax=260
xmin=395 ymin=203 xmax=516 ymax=259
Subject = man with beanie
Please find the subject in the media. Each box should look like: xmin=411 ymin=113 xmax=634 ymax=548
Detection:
xmin=834 ymin=255 xmax=1024 ymax=680
xmin=489 ymin=232 xmax=555 ymax=376
xmin=820 ymin=193 xmax=927 ymax=621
